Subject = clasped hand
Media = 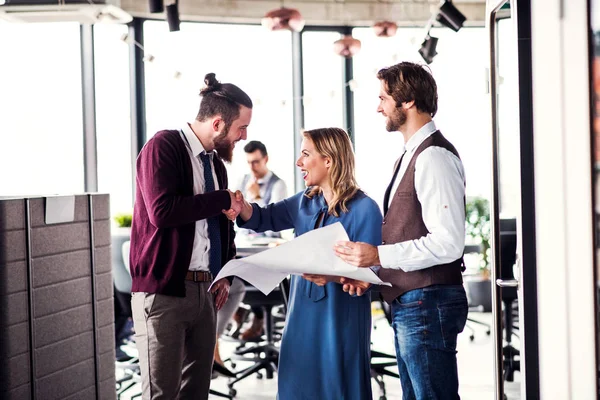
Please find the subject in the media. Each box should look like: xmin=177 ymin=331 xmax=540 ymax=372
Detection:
xmin=222 ymin=190 xmax=253 ymax=221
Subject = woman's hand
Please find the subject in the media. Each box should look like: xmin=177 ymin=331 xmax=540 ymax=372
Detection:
xmin=222 ymin=191 xmax=253 ymax=221
xmin=339 ymin=277 xmax=371 ymax=296
xmin=302 ymin=274 xmax=340 ymax=286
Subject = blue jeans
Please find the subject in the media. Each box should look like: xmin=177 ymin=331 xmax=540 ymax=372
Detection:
xmin=391 ymin=285 xmax=468 ymax=400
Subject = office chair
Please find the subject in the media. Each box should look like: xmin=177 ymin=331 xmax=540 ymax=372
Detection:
xmin=225 ymin=280 xmax=287 ymax=397
xmin=370 ymin=290 xmax=400 ymax=400
xmin=112 ymin=239 xmax=143 ymax=400
xmin=463 ymin=244 xmax=492 ymax=341
xmin=499 ymin=218 xmax=520 ymax=382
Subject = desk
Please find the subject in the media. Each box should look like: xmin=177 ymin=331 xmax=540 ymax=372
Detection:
xmin=235 ymin=236 xmax=286 ymax=258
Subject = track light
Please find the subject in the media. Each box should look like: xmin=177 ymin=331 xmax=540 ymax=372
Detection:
xmin=148 ymin=0 xmax=163 ymax=13
xmin=418 ymin=35 xmax=438 ymax=64
xmin=165 ymin=1 xmax=180 ymax=32
xmin=436 ymin=1 xmax=466 ymax=32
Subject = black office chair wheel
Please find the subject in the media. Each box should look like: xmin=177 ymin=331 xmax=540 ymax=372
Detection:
xmin=470 ymin=334 xmax=475 ymax=341
xmin=256 ymin=372 xmax=263 ymax=379
xmin=379 ymin=396 xmax=387 ymax=400
xmin=230 ymin=362 xmax=236 ymax=369
xmin=503 ymin=394 xmax=507 ymax=400
xmin=229 ymin=388 xmax=237 ymax=397
xmin=486 ymin=329 xmax=491 ymax=335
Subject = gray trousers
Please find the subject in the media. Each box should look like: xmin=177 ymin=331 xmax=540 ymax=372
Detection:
xmin=131 ymin=281 xmax=216 ymax=400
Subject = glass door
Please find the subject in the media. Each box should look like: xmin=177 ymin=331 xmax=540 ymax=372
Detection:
xmin=487 ymin=0 xmax=539 ymax=398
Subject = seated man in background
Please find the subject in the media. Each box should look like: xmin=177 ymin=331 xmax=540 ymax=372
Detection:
xmin=214 ymin=140 xmax=288 ymax=367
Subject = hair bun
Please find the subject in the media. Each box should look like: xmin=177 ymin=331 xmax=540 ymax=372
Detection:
xmin=200 ymin=73 xmax=222 ymax=96
xmin=204 ymin=73 xmax=218 ymax=87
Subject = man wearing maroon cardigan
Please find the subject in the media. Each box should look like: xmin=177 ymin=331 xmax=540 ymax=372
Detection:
xmin=129 ymin=73 xmax=252 ymax=399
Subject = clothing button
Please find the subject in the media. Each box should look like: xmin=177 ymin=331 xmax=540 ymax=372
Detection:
xmin=382 ymin=241 xmax=386 ymax=245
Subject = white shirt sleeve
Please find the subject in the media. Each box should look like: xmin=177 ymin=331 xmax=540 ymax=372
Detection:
xmin=378 ymin=146 xmax=466 ymax=272
xmin=270 ymin=179 xmax=288 ymax=203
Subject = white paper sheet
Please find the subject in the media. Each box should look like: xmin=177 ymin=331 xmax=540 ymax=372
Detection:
xmin=209 ymin=222 xmax=391 ymax=295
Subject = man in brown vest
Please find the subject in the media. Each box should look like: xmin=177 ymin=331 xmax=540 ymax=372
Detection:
xmin=335 ymin=62 xmax=468 ymax=400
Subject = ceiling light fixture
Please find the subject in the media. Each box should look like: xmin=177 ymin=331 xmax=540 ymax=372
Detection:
xmin=418 ymin=34 xmax=438 ymax=64
xmin=436 ymin=0 xmax=466 ymax=32
xmin=261 ymin=7 xmax=305 ymax=32
xmin=373 ymin=21 xmax=398 ymax=38
xmin=165 ymin=0 xmax=179 ymax=32
xmin=148 ymin=0 xmax=163 ymax=13
xmin=333 ymin=35 xmax=361 ymax=58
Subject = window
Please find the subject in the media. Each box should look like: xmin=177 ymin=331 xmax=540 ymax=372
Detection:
xmin=94 ymin=24 xmax=133 ymax=215
xmin=0 ymin=22 xmax=84 ymax=196
xmin=352 ymin=27 xmax=490 ymax=210
xmin=301 ymin=31 xmax=345 ymax=130
xmin=143 ymin=21 xmax=295 ymax=195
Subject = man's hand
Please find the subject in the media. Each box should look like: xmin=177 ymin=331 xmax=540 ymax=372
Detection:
xmin=334 ymin=241 xmax=381 ymax=268
xmin=302 ymin=274 xmax=340 ymax=286
xmin=223 ymin=190 xmax=251 ymax=221
xmin=339 ymin=277 xmax=371 ymax=296
xmin=246 ymin=179 xmax=260 ymax=200
xmin=210 ymin=278 xmax=230 ymax=310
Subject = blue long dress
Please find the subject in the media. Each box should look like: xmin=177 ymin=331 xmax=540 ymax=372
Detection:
xmin=240 ymin=189 xmax=383 ymax=400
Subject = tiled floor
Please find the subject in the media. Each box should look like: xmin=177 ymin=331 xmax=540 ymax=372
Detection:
xmin=117 ymin=312 xmax=521 ymax=400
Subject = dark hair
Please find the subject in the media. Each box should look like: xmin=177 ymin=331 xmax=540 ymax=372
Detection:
xmin=243 ymin=140 xmax=268 ymax=157
xmin=377 ymin=62 xmax=438 ymax=117
xmin=196 ymin=73 xmax=253 ymax=130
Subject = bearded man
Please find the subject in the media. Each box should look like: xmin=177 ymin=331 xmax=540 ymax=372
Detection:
xmin=129 ymin=73 xmax=252 ymax=400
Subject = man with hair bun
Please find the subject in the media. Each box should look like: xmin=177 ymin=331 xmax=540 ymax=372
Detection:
xmin=129 ymin=73 xmax=252 ymax=399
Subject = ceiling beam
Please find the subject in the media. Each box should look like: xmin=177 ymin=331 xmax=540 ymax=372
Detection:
xmin=120 ymin=0 xmax=486 ymax=26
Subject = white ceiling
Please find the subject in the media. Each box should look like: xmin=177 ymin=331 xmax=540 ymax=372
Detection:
xmin=119 ymin=0 xmax=487 ymax=27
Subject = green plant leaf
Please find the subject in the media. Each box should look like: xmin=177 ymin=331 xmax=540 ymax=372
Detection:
xmin=114 ymin=213 xmax=132 ymax=228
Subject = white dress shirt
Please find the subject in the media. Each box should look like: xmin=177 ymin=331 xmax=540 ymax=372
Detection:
xmin=236 ymin=170 xmax=288 ymax=206
xmin=235 ymin=170 xmax=288 ymax=237
xmin=378 ymin=121 xmax=466 ymax=272
xmin=180 ymin=123 xmax=219 ymax=272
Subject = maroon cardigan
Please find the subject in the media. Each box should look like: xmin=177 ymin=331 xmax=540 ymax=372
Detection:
xmin=129 ymin=129 xmax=236 ymax=296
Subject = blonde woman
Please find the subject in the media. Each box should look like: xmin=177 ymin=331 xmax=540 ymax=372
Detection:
xmin=230 ymin=127 xmax=382 ymax=400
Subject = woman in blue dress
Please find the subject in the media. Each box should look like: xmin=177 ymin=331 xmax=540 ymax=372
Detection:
xmin=232 ymin=127 xmax=383 ymax=400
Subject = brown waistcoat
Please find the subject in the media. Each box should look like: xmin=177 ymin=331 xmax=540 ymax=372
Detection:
xmin=379 ymin=130 xmax=464 ymax=303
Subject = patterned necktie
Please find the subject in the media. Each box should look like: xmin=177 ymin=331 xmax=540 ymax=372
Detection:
xmin=199 ymin=153 xmax=222 ymax=276
xmin=383 ymin=151 xmax=406 ymax=216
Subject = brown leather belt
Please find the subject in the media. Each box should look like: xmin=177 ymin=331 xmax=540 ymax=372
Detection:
xmin=185 ymin=271 xmax=213 ymax=282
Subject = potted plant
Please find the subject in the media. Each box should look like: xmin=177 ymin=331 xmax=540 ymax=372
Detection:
xmin=465 ymin=197 xmax=492 ymax=311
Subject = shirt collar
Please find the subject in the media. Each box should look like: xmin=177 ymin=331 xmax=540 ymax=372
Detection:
xmin=182 ymin=123 xmax=211 ymax=158
xmin=256 ymin=170 xmax=273 ymax=185
xmin=404 ymin=120 xmax=437 ymax=152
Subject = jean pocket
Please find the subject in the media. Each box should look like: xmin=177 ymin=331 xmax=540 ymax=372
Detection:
xmin=395 ymin=289 xmax=424 ymax=308
xmin=308 ymin=283 xmax=327 ymax=302
xmin=438 ymin=299 xmax=468 ymax=351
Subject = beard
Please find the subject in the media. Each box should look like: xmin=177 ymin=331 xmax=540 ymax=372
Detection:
xmin=213 ymin=125 xmax=234 ymax=163
xmin=385 ymin=107 xmax=407 ymax=132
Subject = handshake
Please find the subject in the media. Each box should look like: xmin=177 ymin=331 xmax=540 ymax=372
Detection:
xmin=223 ymin=190 xmax=253 ymax=222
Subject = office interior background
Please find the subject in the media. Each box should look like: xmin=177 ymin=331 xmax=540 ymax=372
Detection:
xmin=0 ymin=0 xmax=599 ymax=399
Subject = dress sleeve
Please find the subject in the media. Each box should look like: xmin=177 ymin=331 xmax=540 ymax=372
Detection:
xmin=350 ymin=197 xmax=383 ymax=247
xmin=237 ymin=191 xmax=303 ymax=233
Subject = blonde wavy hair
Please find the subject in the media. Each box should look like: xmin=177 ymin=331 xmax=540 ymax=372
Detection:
xmin=303 ymin=128 xmax=360 ymax=217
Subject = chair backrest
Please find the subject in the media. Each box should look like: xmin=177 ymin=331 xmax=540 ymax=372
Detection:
xmin=499 ymin=218 xmax=518 ymax=300
xmin=112 ymin=234 xmax=132 ymax=294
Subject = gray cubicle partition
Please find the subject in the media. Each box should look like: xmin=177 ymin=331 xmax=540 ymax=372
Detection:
xmin=0 ymin=194 xmax=116 ymax=400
